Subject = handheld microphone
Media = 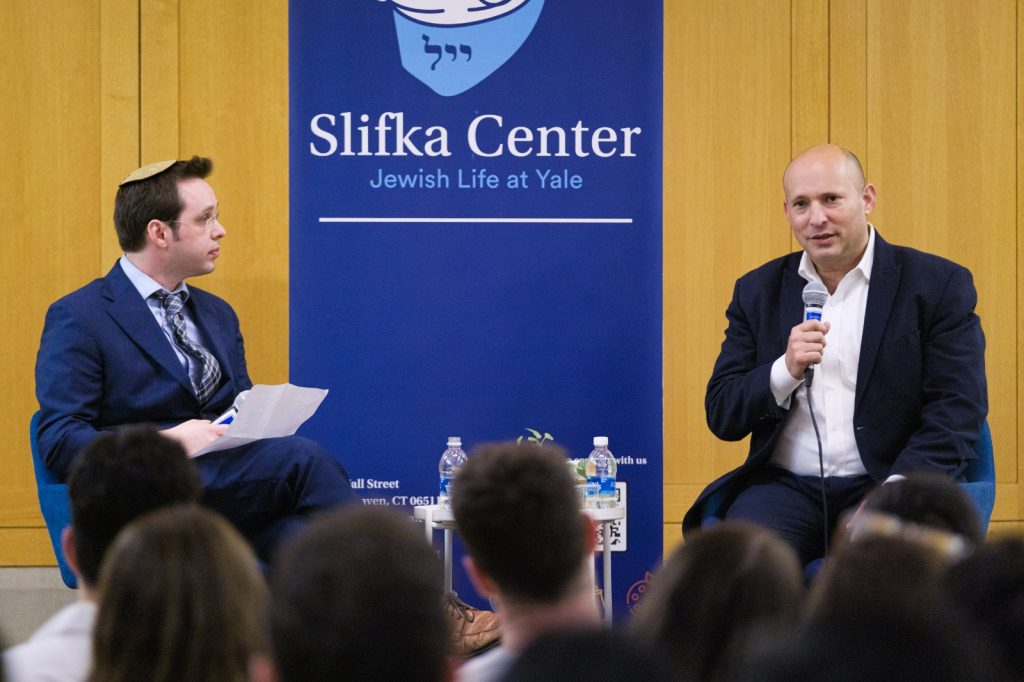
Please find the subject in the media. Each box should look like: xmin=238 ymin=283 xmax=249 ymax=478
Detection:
xmin=213 ymin=390 xmax=249 ymax=426
xmin=802 ymin=281 xmax=829 ymax=387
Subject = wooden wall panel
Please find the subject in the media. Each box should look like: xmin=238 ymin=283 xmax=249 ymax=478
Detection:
xmin=663 ymin=0 xmax=794 ymax=554
xmin=830 ymin=0 xmax=868 ymax=152
xmin=664 ymin=0 xmax=1023 ymax=552
xmin=792 ymin=0 xmax=830 ymax=151
xmin=140 ymin=0 xmax=180 ymax=161
xmin=863 ymin=0 xmax=1017 ymax=514
xmin=100 ymin=0 xmax=142 ymax=267
xmin=3 ymin=0 xmax=1022 ymax=566
xmin=1018 ymin=0 xmax=1024 ymax=521
xmin=0 ymin=2 xmax=106 ymax=559
xmin=175 ymin=0 xmax=290 ymax=384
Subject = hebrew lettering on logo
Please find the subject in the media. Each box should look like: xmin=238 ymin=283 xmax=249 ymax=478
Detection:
xmin=422 ymin=34 xmax=474 ymax=70
xmin=422 ymin=34 xmax=442 ymax=70
xmin=390 ymin=0 xmax=544 ymax=96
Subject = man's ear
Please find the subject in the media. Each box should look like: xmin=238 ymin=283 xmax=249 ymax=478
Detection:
xmin=862 ymin=182 xmax=877 ymax=215
xmin=61 ymin=525 xmax=80 ymax=577
xmin=147 ymin=219 xmax=172 ymax=247
xmin=462 ymin=555 xmax=497 ymax=598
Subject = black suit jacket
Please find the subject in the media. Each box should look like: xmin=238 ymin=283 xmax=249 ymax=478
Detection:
xmin=683 ymin=233 xmax=987 ymax=533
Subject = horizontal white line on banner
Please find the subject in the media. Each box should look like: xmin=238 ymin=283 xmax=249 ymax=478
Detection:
xmin=318 ymin=217 xmax=633 ymax=224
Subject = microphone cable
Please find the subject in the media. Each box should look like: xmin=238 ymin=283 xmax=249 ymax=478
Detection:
xmin=804 ymin=368 xmax=829 ymax=558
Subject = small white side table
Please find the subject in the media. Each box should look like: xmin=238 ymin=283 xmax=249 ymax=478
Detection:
xmin=413 ymin=504 xmax=457 ymax=593
xmin=413 ymin=504 xmax=627 ymax=625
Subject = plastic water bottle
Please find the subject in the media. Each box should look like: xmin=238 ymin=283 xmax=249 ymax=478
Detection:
xmin=585 ymin=436 xmax=617 ymax=509
xmin=438 ymin=436 xmax=467 ymax=509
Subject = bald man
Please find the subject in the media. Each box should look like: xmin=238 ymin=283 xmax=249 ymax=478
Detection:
xmin=683 ymin=145 xmax=988 ymax=566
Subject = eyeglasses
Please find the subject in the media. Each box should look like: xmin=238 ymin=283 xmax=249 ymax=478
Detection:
xmin=169 ymin=211 xmax=220 ymax=231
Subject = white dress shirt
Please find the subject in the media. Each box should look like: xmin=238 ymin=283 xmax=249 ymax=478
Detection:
xmin=768 ymin=227 xmax=876 ymax=477
xmin=119 ymin=255 xmax=204 ymax=388
xmin=3 ymin=601 xmax=96 ymax=682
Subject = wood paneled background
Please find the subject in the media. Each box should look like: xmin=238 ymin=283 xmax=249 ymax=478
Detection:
xmin=0 ymin=0 xmax=289 ymax=564
xmin=1 ymin=1 xmax=1020 ymax=566
xmin=664 ymin=0 xmax=1022 ymax=553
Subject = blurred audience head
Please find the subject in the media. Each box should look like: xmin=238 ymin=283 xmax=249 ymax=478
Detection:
xmin=88 ymin=505 xmax=266 ymax=682
xmin=855 ymin=473 xmax=983 ymax=546
xmin=67 ymin=425 xmax=202 ymax=590
xmin=502 ymin=628 xmax=679 ymax=682
xmin=263 ymin=506 xmax=447 ymax=682
xmin=725 ymin=614 xmax=996 ymax=682
xmin=944 ymin=536 xmax=1024 ymax=678
xmin=630 ymin=521 xmax=803 ymax=680
xmin=806 ymin=535 xmax=949 ymax=626
xmin=452 ymin=441 xmax=591 ymax=606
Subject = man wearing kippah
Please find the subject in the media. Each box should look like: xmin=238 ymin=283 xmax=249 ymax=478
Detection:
xmin=35 ymin=157 xmax=357 ymax=562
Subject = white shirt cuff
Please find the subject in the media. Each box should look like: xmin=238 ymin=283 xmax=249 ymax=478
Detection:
xmin=770 ymin=355 xmax=803 ymax=408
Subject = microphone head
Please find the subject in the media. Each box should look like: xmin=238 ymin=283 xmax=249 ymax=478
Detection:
xmin=802 ymin=281 xmax=828 ymax=307
xmin=233 ymin=390 xmax=250 ymax=409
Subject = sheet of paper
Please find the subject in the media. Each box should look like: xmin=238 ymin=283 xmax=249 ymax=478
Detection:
xmin=192 ymin=383 xmax=329 ymax=457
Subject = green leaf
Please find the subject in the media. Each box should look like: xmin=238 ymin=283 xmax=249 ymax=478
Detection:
xmin=543 ymin=432 xmax=554 ymax=441
xmin=526 ymin=428 xmax=542 ymax=439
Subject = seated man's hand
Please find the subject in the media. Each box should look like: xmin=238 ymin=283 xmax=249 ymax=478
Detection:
xmin=162 ymin=419 xmax=229 ymax=456
xmin=785 ymin=319 xmax=831 ymax=380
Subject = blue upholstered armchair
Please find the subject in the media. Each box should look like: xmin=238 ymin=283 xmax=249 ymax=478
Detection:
xmin=29 ymin=411 xmax=77 ymax=588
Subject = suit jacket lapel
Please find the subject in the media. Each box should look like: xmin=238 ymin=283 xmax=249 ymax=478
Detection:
xmin=856 ymin=234 xmax=900 ymax=412
xmin=102 ymin=264 xmax=195 ymax=395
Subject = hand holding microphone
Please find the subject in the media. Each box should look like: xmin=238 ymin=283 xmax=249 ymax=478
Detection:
xmin=785 ymin=281 xmax=830 ymax=385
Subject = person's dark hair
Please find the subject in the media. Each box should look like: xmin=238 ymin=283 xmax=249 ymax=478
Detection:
xmin=67 ymin=425 xmax=202 ymax=586
xmin=452 ymin=442 xmax=587 ymax=604
xmin=503 ymin=628 xmax=679 ymax=682
xmin=944 ymin=536 xmax=1024 ymax=677
xmin=89 ymin=505 xmax=266 ymax=682
xmin=857 ymin=473 xmax=983 ymax=545
xmin=268 ymin=506 xmax=446 ymax=682
xmin=806 ymin=535 xmax=948 ymax=626
xmin=114 ymin=156 xmax=213 ymax=252
xmin=630 ymin=521 xmax=803 ymax=680
xmin=724 ymin=613 xmax=998 ymax=682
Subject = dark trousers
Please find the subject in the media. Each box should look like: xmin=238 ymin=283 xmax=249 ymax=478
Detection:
xmin=195 ymin=435 xmax=358 ymax=562
xmin=724 ymin=466 xmax=875 ymax=567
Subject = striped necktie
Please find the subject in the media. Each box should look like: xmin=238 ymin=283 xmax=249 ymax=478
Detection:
xmin=153 ymin=291 xmax=223 ymax=404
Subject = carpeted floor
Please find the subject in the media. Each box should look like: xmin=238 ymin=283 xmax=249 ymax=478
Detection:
xmin=0 ymin=568 xmax=76 ymax=645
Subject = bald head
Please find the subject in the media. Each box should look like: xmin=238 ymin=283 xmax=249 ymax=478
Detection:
xmin=784 ymin=144 xmax=866 ymax=195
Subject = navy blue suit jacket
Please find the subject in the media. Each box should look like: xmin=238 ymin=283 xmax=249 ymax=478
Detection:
xmin=683 ymin=233 xmax=988 ymax=533
xmin=36 ymin=263 xmax=252 ymax=479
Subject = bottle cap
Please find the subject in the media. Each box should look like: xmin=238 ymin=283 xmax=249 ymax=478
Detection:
xmin=593 ymin=436 xmax=608 ymax=447
xmin=447 ymin=436 xmax=462 ymax=447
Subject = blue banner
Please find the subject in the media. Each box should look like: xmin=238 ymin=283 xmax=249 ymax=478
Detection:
xmin=290 ymin=0 xmax=662 ymax=621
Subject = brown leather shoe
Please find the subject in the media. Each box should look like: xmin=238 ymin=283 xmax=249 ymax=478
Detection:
xmin=444 ymin=591 xmax=501 ymax=657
